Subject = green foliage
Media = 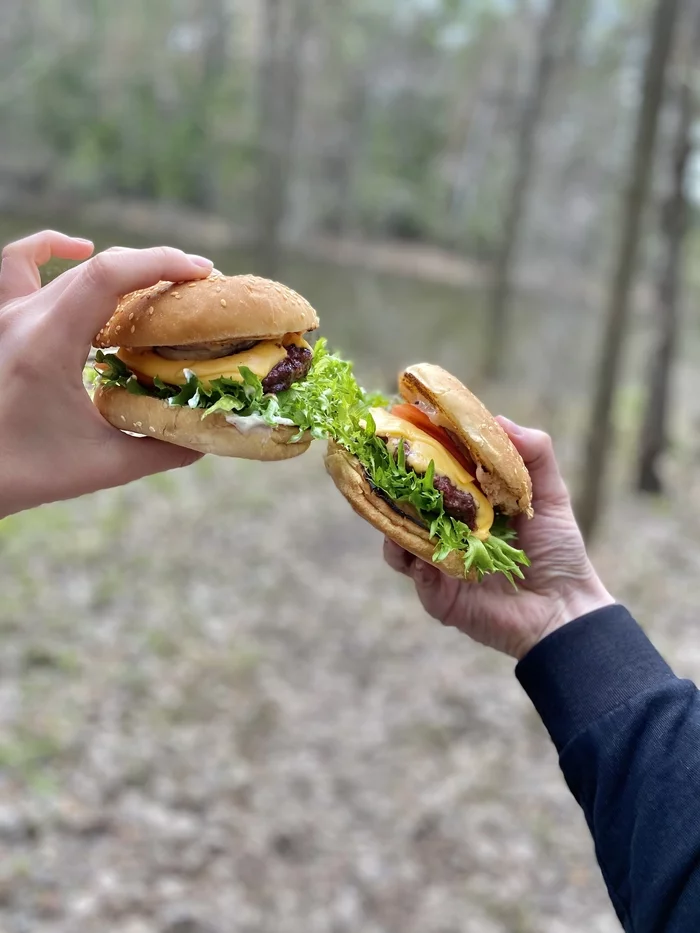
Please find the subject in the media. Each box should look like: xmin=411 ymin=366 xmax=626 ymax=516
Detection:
xmin=0 ymin=0 xmax=656 ymax=261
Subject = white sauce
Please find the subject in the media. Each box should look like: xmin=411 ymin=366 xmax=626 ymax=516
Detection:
xmin=224 ymin=413 xmax=295 ymax=432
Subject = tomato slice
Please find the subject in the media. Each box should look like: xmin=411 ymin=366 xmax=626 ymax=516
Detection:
xmin=390 ymin=403 xmax=476 ymax=475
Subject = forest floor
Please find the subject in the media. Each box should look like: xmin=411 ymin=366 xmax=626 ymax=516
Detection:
xmin=1 ymin=433 xmax=699 ymax=933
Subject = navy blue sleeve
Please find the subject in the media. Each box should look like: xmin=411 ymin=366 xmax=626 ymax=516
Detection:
xmin=516 ymin=605 xmax=700 ymax=932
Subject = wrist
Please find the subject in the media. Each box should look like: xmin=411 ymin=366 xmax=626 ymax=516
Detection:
xmin=519 ymin=572 xmax=615 ymax=661
xmin=558 ymin=579 xmax=615 ymax=629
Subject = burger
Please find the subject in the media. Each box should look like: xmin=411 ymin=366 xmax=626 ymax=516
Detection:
xmin=92 ymin=272 xmax=330 ymax=460
xmin=324 ymin=364 xmax=533 ymax=582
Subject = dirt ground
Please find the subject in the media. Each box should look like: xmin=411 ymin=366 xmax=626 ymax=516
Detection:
xmin=2 ymin=427 xmax=699 ymax=933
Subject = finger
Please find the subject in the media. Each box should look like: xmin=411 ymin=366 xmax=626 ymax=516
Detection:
xmin=100 ymin=433 xmax=204 ymax=489
xmin=410 ymin=558 xmax=443 ymax=606
xmin=383 ymin=538 xmax=415 ymax=576
xmin=31 ymin=246 xmax=128 ymax=303
xmin=496 ymin=417 xmax=569 ymax=508
xmin=0 ymin=231 xmax=94 ymax=304
xmin=56 ymin=246 xmax=214 ymax=345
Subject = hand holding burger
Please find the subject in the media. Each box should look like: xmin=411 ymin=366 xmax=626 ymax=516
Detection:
xmin=384 ymin=419 xmax=614 ymax=658
xmin=0 ymin=231 xmax=213 ymax=520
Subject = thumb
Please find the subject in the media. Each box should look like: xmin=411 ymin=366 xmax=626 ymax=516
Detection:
xmin=102 ymin=433 xmax=203 ymax=488
xmin=0 ymin=231 xmax=94 ymax=305
xmin=496 ymin=417 xmax=569 ymax=509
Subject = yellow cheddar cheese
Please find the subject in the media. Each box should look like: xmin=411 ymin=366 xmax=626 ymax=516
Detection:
xmin=117 ymin=336 xmax=310 ymax=388
xmin=369 ymin=408 xmax=494 ymax=539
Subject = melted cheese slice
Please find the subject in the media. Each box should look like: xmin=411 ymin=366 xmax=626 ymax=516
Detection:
xmin=117 ymin=335 xmax=310 ymax=388
xmin=370 ymin=408 xmax=494 ymax=539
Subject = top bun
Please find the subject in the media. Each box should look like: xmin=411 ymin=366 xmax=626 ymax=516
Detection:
xmin=94 ymin=273 xmax=320 ymax=349
xmin=398 ymin=364 xmax=533 ymax=517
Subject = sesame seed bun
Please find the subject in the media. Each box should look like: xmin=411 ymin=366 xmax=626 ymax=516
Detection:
xmin=94 ymin=273 xmax=320 ymax=349
xmin=94 ymin=384 xmax=311 ymax=460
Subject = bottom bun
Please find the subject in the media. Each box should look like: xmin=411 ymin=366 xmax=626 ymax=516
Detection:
xmin=324 ymin=440 xmax=474 ymax=580
xmin=94 ymin=384 xmax=311 ymax=460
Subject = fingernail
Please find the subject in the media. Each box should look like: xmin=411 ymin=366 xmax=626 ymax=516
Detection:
xmin=414 ymin=560 xmax=436 ymax=584
xmin=498 ymin=416 xmax=523 ymax=437
xmin=76 ymin=237 xmax=94 ymax=245
xmin=188 ymin=254 xmax=214 ymax=269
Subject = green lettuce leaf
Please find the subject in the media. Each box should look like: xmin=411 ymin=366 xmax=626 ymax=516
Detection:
xmin=93 ymin=342 xmax=528 ymax=582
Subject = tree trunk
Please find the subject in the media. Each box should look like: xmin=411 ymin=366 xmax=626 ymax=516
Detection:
xmin=326 ymin=73 xmax=368 ymax=236
xmin=255 ymin=0 xmax=284 ymax=278
xmin=195 ymin=0 xmax=228 ymax=209
xmin=575 ymin=0 xmax=682 ymax=542
xmin=482 ymin=0 xmax=567 ymax=381
xmin=255 ymin=0 xmax=311 ymax=279
xmin=637 ymin=3 xmax=699 ymax=493
xmin=447 ymin=45 xmax=518 ymax=235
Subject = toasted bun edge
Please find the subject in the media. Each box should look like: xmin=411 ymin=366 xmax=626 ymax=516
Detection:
xmin=93 ymin=384 xmax=311 ymax=460
xmin=399 ymin=364 xmax=533 ymax=517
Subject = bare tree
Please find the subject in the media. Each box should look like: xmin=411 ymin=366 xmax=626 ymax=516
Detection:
xmin=575 ymin=0 xmax=682 ymax=541
xmin=325 ymin=72 xmax=368 ymax=236
xmin=255 ymin=0 xmax=312 ymax=279
xmin=637 ymin=2 xmax=700 ymax=493
xmin=482 ymin=0 xmax=567 ymax=381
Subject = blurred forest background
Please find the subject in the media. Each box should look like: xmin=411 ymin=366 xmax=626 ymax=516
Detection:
xmin=1 ymin=1 xmax=700 ymax=932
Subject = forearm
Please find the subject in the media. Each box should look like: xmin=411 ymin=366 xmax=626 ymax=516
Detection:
xmin=517 ymin=605 xmax=700 ymax=931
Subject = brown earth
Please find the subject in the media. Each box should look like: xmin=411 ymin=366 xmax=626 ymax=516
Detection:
xmin=1 ymin=432 xmax=697 ymax=933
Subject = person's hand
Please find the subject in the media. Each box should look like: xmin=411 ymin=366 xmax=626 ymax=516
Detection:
xmin=384 ymin=419 xmax=614 ymax=659
xmin=0 ymin=230 xmax=215 ymax=519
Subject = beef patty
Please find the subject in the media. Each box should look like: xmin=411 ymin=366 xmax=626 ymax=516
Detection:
xmin=433 ymin=475 xmax=478 ymax=530
xmin=262 ymin=344 xmax=313 ymax=394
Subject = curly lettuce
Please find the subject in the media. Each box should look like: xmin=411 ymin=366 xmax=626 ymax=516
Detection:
xmin=93 ymin=341 xmax=528 ymax=582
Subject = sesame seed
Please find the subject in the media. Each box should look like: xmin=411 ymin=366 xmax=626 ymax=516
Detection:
xmin=174 ymin=294 xmax=181 ymax=299
xmin=148 ymin=306 xmax=154 ymax=314
xmin=216 ymin=287 xmax=222 ymax=293
xmin=149 ymin=427 xmax=156 ymax=434
xmin=188 ymin=282 xmax=197 ymax=288
xmin=131 ymin=325 xmax=135 ymax=333
xmin=172 ymin=291 xmax=180 ymax=298
xmin=120 ymin=416 xmax=126 ymax=422
xmin=116 ymin=325 xmax=121 ymax=332
xmin=128 ymin=312 xmax=134 ymax=320
xmin=220 ymin=299 xmax=227 ymax=307
xmin=135 ymin=421 xmax=142 ymax=428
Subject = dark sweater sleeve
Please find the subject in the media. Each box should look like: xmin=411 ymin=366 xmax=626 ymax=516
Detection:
xmin=516 ymin=605 xmax=700 ymax=932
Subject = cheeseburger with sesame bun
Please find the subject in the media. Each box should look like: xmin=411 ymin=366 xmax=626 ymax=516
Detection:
xmin=324 ymin=364 xmax=533 ymax=583
xmin=92 ymin=272 xmax=348 ymax=460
